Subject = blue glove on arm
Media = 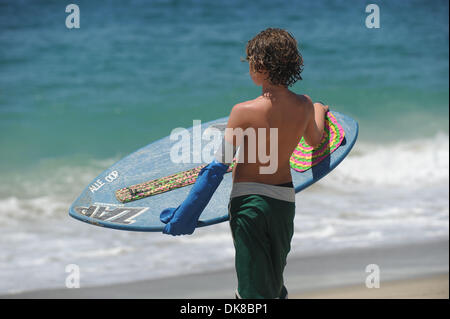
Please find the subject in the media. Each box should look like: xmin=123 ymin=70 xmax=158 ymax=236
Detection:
xmin=160 ymin=159 xmax=229 ymax=235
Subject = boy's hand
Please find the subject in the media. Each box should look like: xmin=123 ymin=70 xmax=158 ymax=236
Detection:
xmin=315 ymin=101 xmax=329 ymax=113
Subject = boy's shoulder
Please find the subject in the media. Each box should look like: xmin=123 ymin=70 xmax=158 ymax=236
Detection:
xmin=234 ymin=96 xmax=267 ymax=109
xmin=228 ymin=97 xmax=268 ymax=129
xmin=230 ymin=97 xmax=267 ymax=118
xmin=234 ymin=93 xmax=312 ymax=112
xmin=293 ymin=92 xmax=313 ymax=105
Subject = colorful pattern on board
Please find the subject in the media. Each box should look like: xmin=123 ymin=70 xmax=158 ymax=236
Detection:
xmin=115 ymin=162 xmax=235 ymax=203
xmin=289 ymin=111 xmax=345 ymax=172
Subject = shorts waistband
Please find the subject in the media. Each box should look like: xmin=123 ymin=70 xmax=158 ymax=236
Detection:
xmin=230 ymin=182 xmax=295 ymax=203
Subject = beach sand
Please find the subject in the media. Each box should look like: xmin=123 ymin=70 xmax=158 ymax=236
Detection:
xmin=2 ymin=239 xmax=448 ymax=299
xmin=293 ymin=273 xmax=448 ymax=299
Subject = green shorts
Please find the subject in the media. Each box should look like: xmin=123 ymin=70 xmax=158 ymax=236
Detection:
xmin=228 ymin=183 xmax=295 ymax=299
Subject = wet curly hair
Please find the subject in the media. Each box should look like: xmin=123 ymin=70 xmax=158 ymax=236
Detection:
xmin=245 ymin=28 xmax=303 ymax=87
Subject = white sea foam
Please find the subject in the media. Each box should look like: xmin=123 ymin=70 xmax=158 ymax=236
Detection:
xmin=325 ymin=132 xmax=449 ymax=187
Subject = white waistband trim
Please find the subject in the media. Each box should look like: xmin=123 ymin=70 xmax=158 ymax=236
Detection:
xmin=230 ymin=182 xmax=295 ymax=203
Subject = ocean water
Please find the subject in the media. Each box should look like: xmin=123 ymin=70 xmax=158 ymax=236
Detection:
xmin=0 ymin=0 xmax=448 ymax=294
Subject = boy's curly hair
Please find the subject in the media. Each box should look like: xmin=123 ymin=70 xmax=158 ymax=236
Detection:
xmin=246 ymin=28 xmax=303 ymax=87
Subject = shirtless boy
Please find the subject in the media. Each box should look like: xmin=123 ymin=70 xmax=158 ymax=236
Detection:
xmin=160 ymin=28 xmax=328 ymax=299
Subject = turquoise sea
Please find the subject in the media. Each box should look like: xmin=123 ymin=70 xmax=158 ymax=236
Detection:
xmin=0 ymin=0 xmax=448 ymax=293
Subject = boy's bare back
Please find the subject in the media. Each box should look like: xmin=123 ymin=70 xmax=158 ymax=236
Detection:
xmin=228 ymin=89 xmax=326 ymax=185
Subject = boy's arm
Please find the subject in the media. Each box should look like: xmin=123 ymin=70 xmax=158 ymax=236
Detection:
xmin=303 ymin=99 xmax=329 ymax=147
xmin=224 ymin=103 xmax=251 ymax=146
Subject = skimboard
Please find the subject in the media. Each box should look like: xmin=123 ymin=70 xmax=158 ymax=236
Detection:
xmin=69 ymin=111 xmax=358 ymax=232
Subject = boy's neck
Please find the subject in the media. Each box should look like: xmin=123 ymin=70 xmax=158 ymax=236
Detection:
xmin=261 ymin=83 xmax=289 ymax=97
